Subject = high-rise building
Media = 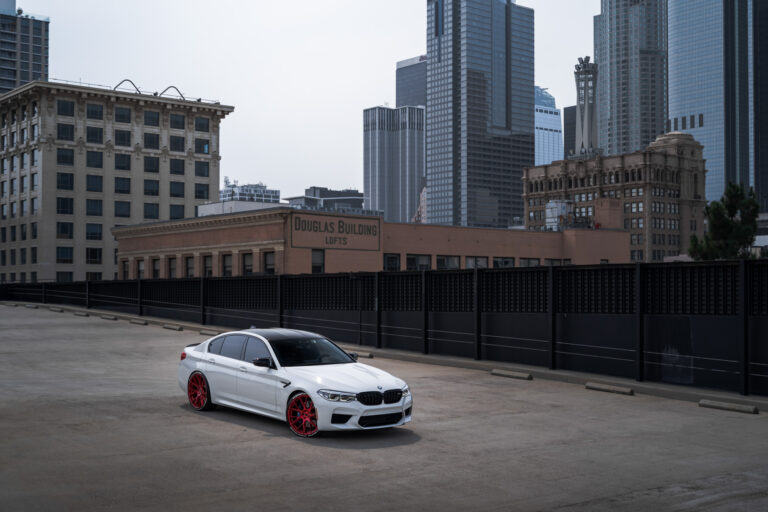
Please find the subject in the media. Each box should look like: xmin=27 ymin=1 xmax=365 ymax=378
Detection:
xmin=753 ymin=1 xmax=768 ymax=211
xmin=563 ymin=105 xmax=577 ymax=158
xmin=594 ymin=0 xmax=667 ymax=156
xmin=668 ymin=0 xmax=752 ymax=203
xmin=396 ymin=55 xmax=427 ymax=108
xmin=363 ymin=105 xmax=425 ymax=223
xmin=0 ymin=1 xmax=48 ymax=94
xmin=574 ymin=56 xmax=599 ymax=156
xmin=0 ymin=81 xmax=234 ymax=283
xmin=534 ymin=87 xmax=563 ymax=166
xmin=426 ymin=0 xmax=534 ymax=227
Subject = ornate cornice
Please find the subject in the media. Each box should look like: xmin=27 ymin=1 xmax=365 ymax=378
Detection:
xmin=112 ymin=208 xmax=292 ymax=238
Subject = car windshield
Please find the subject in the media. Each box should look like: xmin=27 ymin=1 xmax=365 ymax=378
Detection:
xmin=269 ymin=337 xmax=354 ymax=367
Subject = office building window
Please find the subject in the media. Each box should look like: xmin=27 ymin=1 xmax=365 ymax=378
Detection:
xmin=311 ymin=250 xmax=324 ymax=274
xmin=10 ymin=225 xmax=15 ymax=241
xmin=57 ymin=197 xmax=74 ymax=215
xmin=20 ymin=224 xmax=26 ymax=240
xmin=241 ymin=253 xmax=253 ymax=275
xmin=195 ymin=183 xmax=209 ymax=199
xmin=144 ymin=156 xmax=160 ymax=173
xmin=195 ymin=138 xmax=210 ymax=154
xmin=56 ymin=246 xmax=73 ymax=264
xmin=221 ymin=254 xmax=233 ymax=277
xmin=57 ymin=272 xmax=74 ymax=282
xmin=86 ymin=223 xmax=102 ymax=240
xmin=31 ymin=247 xmax=37 ymax=264
xmin=170 ymin=135 xmax=184 ymax=152
xmin=170 ymin=159 xmax=184 ymax=175
xmin=86 ymin=272 xmax=102 ymax=281
xmin=86 ymin=103 xmax=103 ymax=120
xmin=114 ymin=177 xmax=131 ymax=194
xmin=203 ymin=255 xmax=213 ymax=277
xmin=170 ymin=204 xmax=184 ymax=219
xmin=263 ymin=251 xmax=275 ymax=275
xmin=144 ymin=111 xmax=160 ymax=127
xmin=195 ymin=161 xmax=209 ymax=177
xmin=144 ymin=179 xmax=159 ymax=196
xmin=115 ymin=130 xmax=131 ymax=147
xmin=86 ymin=126 xmax=103 ymax=144
xmin=31 ymin=222 xmax=37 ymax=239
xmin=406 ymin=254 xmax=431 ymax=271
xmin=115 ymin=107 xmax=131 ymax=123
xmin=57 ymin=123 xmax=74 ymax=141
xmin=86 ymin=174 xmax=103 ymax=192
xmin=143 ymin=202 xmax=159 ymax=219
xmin=137 ymin=260 xmax=145 ymax=279
xmin=383 ymin=253 xmax=400 ymax=272
xmin=57 ymin=100 xmax=75 ymax=116
xmin=144 ymin=133 xmax=159 ymax=150
xmin=168 ymin=257 xmax=177 ymax=278
xmin=121 ymin=260 xmax=129 ymax=280
xmin=170 ymin=181 xmax=185 ymax=198
xmin=195 ymin=117 xmax=210 ymax=132
xmin=57 ymin=172 xmax=74 ymax=190
xmin=436 ymin=255 xmax=460 ymax=270
xmin=170 ymin=113 xmax=185 ymax=129
xmin=86 ymin=151 xmax=103 ymax=169
xmin=519 ymin=258 xmax=540 ymax=267
xmin=86 ymin=248 xmax=102 ymax=265
xmin=466 ymin=256 xmax=488 ymax=269
xmin=86 ymin=199 xmax=103 ymax=216
xmin=114 ymin=201 xmax=131 ymax=218
xmin=115 ymin=153 xmax=131 ymax=170
xmin=57 ymin=148 xmax=74 ymax=165
xmin=31 ymin=173 xmax=38 ymax=190
xmin=182 ymin=256 xmax=193 ymax=278
xmin=152 ymin=258 xmax=160 ymax=278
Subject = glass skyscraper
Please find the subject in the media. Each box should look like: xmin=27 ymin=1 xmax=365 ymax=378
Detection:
xmin=396 ymin=55 xmax=427 ymax=108
xmin=534 ymin=87 xmax=563 ymax=166
xmin=754 ymin=0 xmax=768 ymax=211
xmin=426 ymin=0 xmax=534 ymax=227
xmin=668 ymin=0 xmax=752 ymax=203
xmin=594 ymin=0 xmax=667 ymax=156
xmin=0 ymin=1 xmax=49 ymax=94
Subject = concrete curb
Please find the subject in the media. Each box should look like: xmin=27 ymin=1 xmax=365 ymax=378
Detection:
xmin=74 ymin=312 xmax=89 ymax=317
xmin=586 ymin=382 xmax=634 ymax=396
xmin=699 ymin=400 xmax=759 ymax=415
xmin=129 ymin=319 xmax=148 ymax=326
xmin=100 ymin=315 xmax=117 ymax=321
xmin=163 ymin=324 xmax=183 ymax=331
xmin=491 ymin=369 xmax=533 ymax=381
xmin=48 ymin=307 xmax=64 ymax=313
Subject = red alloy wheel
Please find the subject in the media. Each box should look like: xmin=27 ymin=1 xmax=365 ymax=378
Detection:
xmin=286 ymin=393 xmax=319 ymax=437
xmin=187 ymin=372 xmax=211 ymax=410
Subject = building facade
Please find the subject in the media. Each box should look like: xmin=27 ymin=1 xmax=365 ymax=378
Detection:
xmin=284 ymin=186 xmax=376 ymax=215
xmin=0 ymin=81 xmax=234 ymax=283
xmin=534 ymin=87 xmax=563 ymax=166
xmin=113 ymin=207 xmax=630 ymax=279
xmin=426 ymin=0 xmax=534 ymax=227
xmin=574 ymin=56 xmax=599 ymax=156
xmin=219 ymin=179 xmax=280 ymax=203
xmin=756 ymin=0 xmax=768 ymax=211
xmin=668 ymin=0 xmax=752 ymax=204
xmin=396 ymin=55 xmax=427 ymax=108
xmin=595 ymin=0 xmax=667 ymax=156
xmin=363 ymin=105 xmax=425 ymax=223
xmin=523 ymin=132 xmax=707 ymax=262
xmin=563 ymin=105 xmax=576 ymax=158
xmin=0 ymin=1 xmax=48 ymax=94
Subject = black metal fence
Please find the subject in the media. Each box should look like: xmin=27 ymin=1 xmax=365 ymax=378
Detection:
xmin=3 ymin=260 xmax=768 ymax=396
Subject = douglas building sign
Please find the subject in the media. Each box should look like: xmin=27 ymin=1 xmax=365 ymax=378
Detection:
xmin=290 ymin=213 xmax=381 ymax=251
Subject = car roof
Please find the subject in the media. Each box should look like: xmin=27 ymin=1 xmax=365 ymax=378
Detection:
xmin=238 ymin=328 xmax=322 ymax=342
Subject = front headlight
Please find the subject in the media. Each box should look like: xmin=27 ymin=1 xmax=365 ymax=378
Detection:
xmin=401 ymin=386 xmax=411 ymax=399
xmin=317 ymin=389 xmax=357 ymax=402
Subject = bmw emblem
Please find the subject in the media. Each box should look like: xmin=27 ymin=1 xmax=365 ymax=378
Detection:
xmin=377 ymin=385 xmax=383 ymax=390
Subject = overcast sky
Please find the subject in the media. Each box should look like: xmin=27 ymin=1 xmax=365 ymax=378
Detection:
xmin=25 ymin=0 xmax=599 ymax=198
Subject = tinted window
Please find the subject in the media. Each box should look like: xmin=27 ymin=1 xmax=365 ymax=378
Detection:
xmin=243 ymin=337 xmax=271 ymax=363
xmin=269 ymin=337 xmax=354 ymax=367
xmin=208 ymin=336 xmax=225 ymax=354
xmin=219 ymin=335 xmax=246 ymax=360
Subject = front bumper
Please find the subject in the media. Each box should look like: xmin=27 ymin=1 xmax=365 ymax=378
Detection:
xmin=314 ymin=394 xmax=413 ymax=431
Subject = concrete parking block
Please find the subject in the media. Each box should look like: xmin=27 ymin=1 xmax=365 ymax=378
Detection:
xmin=699 ymin=399 xmax=759 ymax=415
xmin=585 ymin=381 xmax=634 ymax=396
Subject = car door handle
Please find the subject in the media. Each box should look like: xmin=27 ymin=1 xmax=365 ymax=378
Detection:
xmin=208 ymin=359 xmax=215 ymax=364
xmin=239 ymin=367 xmax=248 ymax=372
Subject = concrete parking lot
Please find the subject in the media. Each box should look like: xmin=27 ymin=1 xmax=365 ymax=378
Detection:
xmin=1 ymin=305 xmax=767 ymax=511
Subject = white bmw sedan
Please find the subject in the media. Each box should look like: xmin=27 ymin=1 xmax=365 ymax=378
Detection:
xmin=178 ymin=328 xmax=413 ymax=437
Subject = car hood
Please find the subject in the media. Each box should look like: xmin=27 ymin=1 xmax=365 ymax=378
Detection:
xmin=283 ymin=363 xmax=405 ymax=393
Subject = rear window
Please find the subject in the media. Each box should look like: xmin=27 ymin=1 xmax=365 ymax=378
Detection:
xmin=219 ymin=335 xmax=246 ymax=359
xmin=208 ymin=336 xmax=225 ymax=354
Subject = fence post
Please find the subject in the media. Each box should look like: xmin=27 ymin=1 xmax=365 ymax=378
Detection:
xmin=739 ymin=260 xmax=749 ymax=395
xmin=375 ymin=272 xmax=382 ymax=349
xmin=548 ymin=266 xmax=556 ymax=370
xmin=41 ymin=282 xmax=46 ymax=304
xmin=85 ymin=280 xmax=90 ymax=309
xmin=199 ymin=277 xmax=205 ymax=325
xmin=277 ymin=274 xmax=284 ymax=328
xmin=137 ymin=279 xmax=143 ymax=316
xmin=635 ymin=262 xmax=644 ymax=382
xmin=422 ymin=270 xmax=429 ymax=354
xmin=474 ymin=268 xmax=482 ymax=360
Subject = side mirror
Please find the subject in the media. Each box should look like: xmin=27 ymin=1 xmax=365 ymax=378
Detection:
xmin=348 ymin=352 xmax=359 ymax=361
xmin=254 ymin=357 xmax=273 ymax=368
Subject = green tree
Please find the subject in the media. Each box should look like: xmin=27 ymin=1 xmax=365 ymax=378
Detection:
xmin=689 ymin=182 xmax=759 ymax=260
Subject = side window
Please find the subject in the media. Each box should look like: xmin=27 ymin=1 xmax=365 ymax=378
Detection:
xmin=243 ymin=337 xmax=271 ymax=363
xmin=208 ymin=336 xmax=225 ymax=354
xmin=219 ymin=335 xmax=246 ymax=359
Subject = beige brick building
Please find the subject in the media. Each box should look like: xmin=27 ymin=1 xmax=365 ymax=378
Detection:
xmin=523 ymin=132 xmax=707 ymax=262
xmin=0 ymin=80 xmax=233 ymax=282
